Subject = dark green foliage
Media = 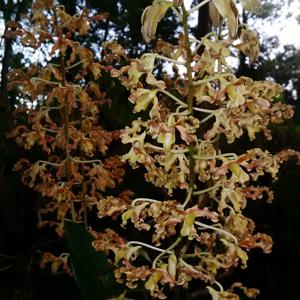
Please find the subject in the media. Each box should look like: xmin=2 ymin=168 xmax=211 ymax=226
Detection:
xmin=64 ymin=220 xmax=122 ymax=300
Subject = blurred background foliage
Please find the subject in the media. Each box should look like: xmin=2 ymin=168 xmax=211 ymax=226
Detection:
xmin=0 ymin=0 xmax=300 ymax=299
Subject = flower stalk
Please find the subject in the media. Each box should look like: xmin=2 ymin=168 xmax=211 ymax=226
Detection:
xmin=181 ymin=2 xmax=196 ymax=199
xmin=53 ymin=8 xmax=76 ymax=222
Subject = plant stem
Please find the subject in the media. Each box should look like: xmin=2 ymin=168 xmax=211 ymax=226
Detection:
xmin=193 ymin=184 xmax=220 ymax=196
xmin=189 ymin=0 xmax=211 ymax=14
xmin=36 ymin=160 xmax=62 ymax=167
xmin=158 ymin=89 xmax=187 ymax=107
xmin=179 ymin=258 xmax=200 ymax=273
xmin=142 ymin=53 xmax=186 ymax=65
xmin=182 ymin=188 xmax=192 ymax=208
xmin=30 ymin=77 xmax=61 ymax=86
xmin=181 ymin=3 xmax=196 ymax=203
xmin=152 ymin=237 xmax=182 ymax=268
xmin=131 ymin=198 xmax=160 ymax=206
xmin=214 ymin=280 xmax=224 ymax=292
xmin=53 ymin=8 xmax=76 ymax=222
xmin=171 ymin=6 xmax=183 ymax=21
xmin=193 ymin=153 xmax=238 ymax=160
xmin=70 ymin=157 xmax=103 ymax=165
xmin=195 ymin=221 xmax=238 ymax=244
xmin=127 ymin=241 xmax=171 ymax=254
xmin=193 ymin=107 xmax=218 ymax=113
xmin=199 ymin=113 xmax=215 ymax=124
xmin=65 ymin=59 xmax=87 ymax=70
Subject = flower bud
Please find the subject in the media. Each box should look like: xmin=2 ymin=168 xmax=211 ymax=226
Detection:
xmin=168 ymin=252 xmax=177 ymax=277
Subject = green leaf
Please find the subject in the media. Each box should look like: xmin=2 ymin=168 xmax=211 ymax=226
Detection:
xmin=64 ymin=220 xmax=122 ymax=300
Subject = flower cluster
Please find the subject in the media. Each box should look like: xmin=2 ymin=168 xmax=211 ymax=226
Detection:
xmin=92 ymin=1 xmax=294 ymax=299
xmin=8 ymin=1 xmax=125 ymax=236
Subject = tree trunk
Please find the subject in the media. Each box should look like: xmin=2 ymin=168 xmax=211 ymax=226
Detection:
xmin=0 ymin=35 xmax=12 ymax=109
xmin=195 ymin=0 xmax=211 ymax=40
xmin=191 ymin=0 xmax=211 ymax=55
xmin=0 ymin=0 xmax=27 ymax=109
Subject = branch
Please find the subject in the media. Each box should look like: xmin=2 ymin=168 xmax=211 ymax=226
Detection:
xmin=142 ymin=53 xmax=186 ymax=65
xmin=127 ymin=241 xmax=171 ymax=254
xmin=152 ymin=237 xmax=182 ymax=268
xmin=195 ymin=221 xmax=238 ymax=244
xmin=131 ymin=198 xmax=160 ymax=206
xmin=71 ymin=157 xmax=103 ymax=165
xmin=158 ymin=89 xmax=188 ymax=107
xmin=193 ymin=184 xmax=220 ymax=195
xmin=36 ymin=160 xmax=62 ymax=167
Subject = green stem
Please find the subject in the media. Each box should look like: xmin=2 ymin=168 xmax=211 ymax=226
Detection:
xmin=127 ymin=241 xmax=171 ymax=254
xmin=36 ymin=160 xmax=61 ymax=167
xmin=182 ymin=252 xmax=209 ymax=258
xmin=193 ymin=153 xmax=238 ymax=160
xmin=40 ymin=127 xmax=59 ymax=133
xmin=181 ymin=3 xmax=196 ymax=203
xmin=179 ymin=258 xmax=200 ymax=273
xmin=171 ymin=6 xmax=183 ymax=21
xmin=193 ymin=107 xmax=219 ymax=113
xmin=70 ymin=157 xmax=103 ymax=164
xmin=182 ymin=188 xmax=192 ymax=208
xmin=65 ymin=59 xmax=87 ymax=70
xmin=152 ymin=237 xmax=182 ymax=268
xmin=131 ymin=198 xmax=160 ymax=206
xmin=197 ymin=134 xmax=220 ymax=144
xmin=189 ymin=0 xmax=212 ymax=14
xmin=141 ymin=53 xmax=185 ymax=65
xmin=158 ymin=89 xmax=187 ymax=107
xmin=195 ymin=221 xmax=238 ymax=244
xmin=199 ymin=113 xmax=216 ymax=124
xmin=193 ymin=184 xmax=220 ymax=196
xmin=30 ymin=77 xmax=60 ymax=86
